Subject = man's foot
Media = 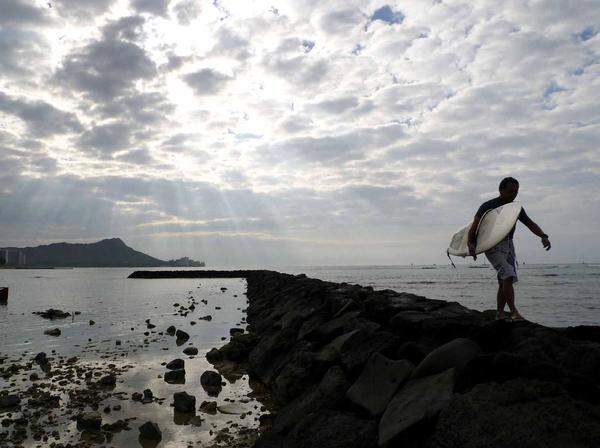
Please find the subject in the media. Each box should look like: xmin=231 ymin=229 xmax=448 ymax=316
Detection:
xmin=495 ymin=311 xmax=507 ymax=321
xmin=510 ymin=312 xmax=525 ymax=321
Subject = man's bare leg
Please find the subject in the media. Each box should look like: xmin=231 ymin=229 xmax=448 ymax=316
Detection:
xmin=502 ymin=277 xmax=523 ymax=319
xmin=496 ymin=284 xmax=506 ymax=319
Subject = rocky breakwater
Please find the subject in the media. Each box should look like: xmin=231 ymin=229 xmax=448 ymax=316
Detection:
xmin=171 ymin=270 xmax=600 ymax=448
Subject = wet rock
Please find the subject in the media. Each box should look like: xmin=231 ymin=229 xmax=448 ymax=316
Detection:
xmin=164 ymin=369 xmax=186 ymax=384
xmin=139 ymin=421 xmax=162 ymax=440
xmin=0 ymin=394 xmax=20 ymax=408
xmin=206 ymin=348 xmax=222 ymax=363
xmin=98 ymin=374 xmax=116 ymax=387
xmin=76 ymin=411 xmax=102 ymax=431
xmin=183 ymin=346 xmax=198 ymax=356
xmin=33 ymin=309 xmax=70 ymax=319
xmin=173 ymin=391 xmax=196 ymax=413
xmin=217 ymin=403 xmax=245 ymax=414
xmin=199 ymin=400 xmax=217 ymax=414
xmin=132 ymin=392 xmax=143 ymax=401
xmin=411 ymin=337 xmax=482 ymax=379
xmin=199 ymin=315 xmax=212 ymax=321
xmin=166 ymin=358 xmax=184 ymax=370
xmin=175 ymin=329 xmax=190 ymax=341
xmin=346 ymin=353 xmax=413 ymax=417
xmin=166 ymin=325 xmax=176 ymax=335
xmin=44 ymin=328 xmax=61 ymax=336
xmin=34 ymin=352 xmax=48 ymax=364
xmin=230 ymin=327 xmax=244 ymax=336
xmin=89 ymin=320 xmax=95 ymax=325
xmin=142 ymin=389 xmax=153 ymax=404
xmin=379 ymin=368 xmax=456 ymax=446
xmin=200 ymin=370 xmax=223 ymax=396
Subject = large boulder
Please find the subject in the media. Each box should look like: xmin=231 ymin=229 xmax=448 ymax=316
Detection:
xmin=166 ymin=359 xmax=185 ymax=370
xmin=378 ymin=368 xmax=455 ymax=446
xmin=77 ymin=411 xmax=102 ymax=431
xmin=411 ymin=337 xmax=482 ymax=379
xmin=346 ymin=353 xmax=413 ymax=416
xmin=139 ymin=421 xmax=162 ymax=440
xmin=164 ymin=369 xmax=186 ymax=384
xmin=430 ymin=378 xmax=600 ymax=448
xmin=200 ymin=370 xmax=222 ymax=396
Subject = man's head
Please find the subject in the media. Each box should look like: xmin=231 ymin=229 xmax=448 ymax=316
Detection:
xmin=499 ymin=177 xmax=519 ymax=201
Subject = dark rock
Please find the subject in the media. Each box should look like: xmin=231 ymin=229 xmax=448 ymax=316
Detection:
xmin=33 ymin=309 xmax=70 ymax=319
xmin=411 ymin=337 xmax=482 ymax=379
xmin=44 ymin=328 xmax=61 ymax=336
xmin=199 ymin=315 xmax=212 ymax=321
xmin=346 ymin=353 xmax=413 ymax=416
xmin=34 ymin=352 xmax=48 ymax=364
xmin=379 ymin=368 xmax=455 ymax=446
xmin=183 ymin=346 xmax=199 ymax=356
xmin=166 ymin=359 xmax=185 ymax=370
xmin=230 ymin=327 xmax=244 ymax=336
xmin=175 ymin=329 xmax=190 ymax=341
xmin=199 ymin=401 xmax=217 ymax=414
xmin=98 ymin=374 xmax=116 ymax=387
xmin=132 ymin=392 xmax=143 ymax=401
xmin=206 ymin=347 xmax=223 ymax=362
xmin=430 ymin=378 xmax=600 ymax=448
xmin=166 ymin=325 xmax=176 ymax=335
xmin=200 ymin=370 xmax=223 ymax=396
xmin=0 ymin=394 xmax=20 ymax=408
xmin=173 ymin=391 xmax=196 ymax=413
xmin=89 ymin=320 xmax=95 ymax=325
xmin=139 ymin=421 xmax=162 ymax=440
xmin=164 ymin=369 xmax=185 ymax=384
xmin=76 ymin=411 xmax=102 ymax=431
xmin=142 ymin=389 xmax=153 ymax=403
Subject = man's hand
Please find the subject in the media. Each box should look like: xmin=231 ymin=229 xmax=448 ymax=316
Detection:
xmin=468 ymin=242 xmax=477 ymax=260
xmin=542 ymin=237 xmax=551 ymax=251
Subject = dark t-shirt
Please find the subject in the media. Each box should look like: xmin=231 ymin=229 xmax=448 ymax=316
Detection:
xmin=475 ymin=197 xmax=531 ymax=240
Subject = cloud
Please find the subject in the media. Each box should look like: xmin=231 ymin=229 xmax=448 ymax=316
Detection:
xmin=0 ymin=92 xmax=83 ymax=137
xmin=52 ymin=0 xmax=115 ymax=21
xmin=183 ymin=68 xmax=233 ymax=95
xmin=79 ymin=122 xmax=135 ymax=157
xmin=0 ymin=0 xmax=50 ymax=26
xmin=0 ymin=28 xmax=48 ymax=76
xmin=173 ymin=0 xmax=202 ymax=25
xmin=130 ymin=0 xmax=170 ymax=17
xmin=318 ymin=8 xmax=365 ymax=35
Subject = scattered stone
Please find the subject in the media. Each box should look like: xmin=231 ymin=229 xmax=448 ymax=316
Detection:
xmin=166 ymin=325 xmax=176 ymax=335
xmin=175 ymin=329 xmax=190 ymax=341
xmin=116 ymin=340 xmax=121 ymax=346
xmin=139 ymin=421 xmax=162 ymax=440
xmin=142 ymin=389 xmax=153 ymax=404
xmin=89 ymin=320 xmax=95 ymax=325
xmin=33 ymin=309 xmax=70 ymax=319
xmin=34 ymin=352 xmax=48 ymax=364
xmin=199 ymin=401 xmax=217 ymax=414
xmin=98 ymin=374 xmax=116 ymax=387
xmin=199 ymin=315 xmax=212 ymax=321
xmin=200 ymin=370 xmax=223 ymax=396
xmin=166 ymin=358 xmax=184 ymax=370
xmin=173 ymin=391 xmax=196 ymax=413
xmin=164 ymin=369 xmax=185 ymax=384
xmin=76 ymin=411 xmax=102 ymax=431
xmin=183 ymin=346 xmax=198 ymax=356
xmin=44 ymin=328 xmax=61 ymax=336
xmin=346 ymin=353 xmax=414 ymax=416
xmin=206 ymin=348 xmax=222 ymax=362
xmin=132 ymin=392 xmax=143 ymax=401
xmin=230 ymin=328 xmax=244 ymax=336
xmin=0 ymin=394 xmax=20 ymax=408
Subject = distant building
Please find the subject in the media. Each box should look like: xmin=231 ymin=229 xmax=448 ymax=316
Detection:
xmin=2 ymin=249 xmax=27 ymax=266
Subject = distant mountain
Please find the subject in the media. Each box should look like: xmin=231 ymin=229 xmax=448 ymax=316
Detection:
xmin=0 ymin=238 xmax=205 ymax=268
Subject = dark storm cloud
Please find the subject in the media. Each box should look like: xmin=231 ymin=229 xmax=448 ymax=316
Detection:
xmin=54 ymin=31 xmax=156 ymax=101
xmin=0 ymin=0 xmax=50 ymax=26
xmin=0 ymin=92 xmax=83 ymax=137
xmin=183 ymin=68 xmax=233 ymax=95
xmin=131 ymin=0 xmax=171 ymax=17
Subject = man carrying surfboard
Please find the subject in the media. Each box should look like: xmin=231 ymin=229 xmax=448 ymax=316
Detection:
xmin=467 ymin=177 xmax=551 ymax=321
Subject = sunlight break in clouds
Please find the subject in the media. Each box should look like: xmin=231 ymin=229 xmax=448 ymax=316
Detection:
xmin=0 ymin=0 xmax=599 ymax=265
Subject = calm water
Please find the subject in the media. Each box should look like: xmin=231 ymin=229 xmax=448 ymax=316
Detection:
xmin=272 ymin=263 xmax=600 ymax=327
xmin=0 ymin=269 xmax=260 ymax=447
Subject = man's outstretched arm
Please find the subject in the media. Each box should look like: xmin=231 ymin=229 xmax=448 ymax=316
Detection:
xmin=523 ymin=219 xmax=551 ymax=250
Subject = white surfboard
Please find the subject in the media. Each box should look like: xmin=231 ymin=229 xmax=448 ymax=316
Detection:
xmin=448 ymin=202 xmax=522 ymax=257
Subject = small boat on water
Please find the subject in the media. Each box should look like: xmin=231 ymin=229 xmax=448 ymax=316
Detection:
xmin=0 ymin=287 xmax=8 ymax=303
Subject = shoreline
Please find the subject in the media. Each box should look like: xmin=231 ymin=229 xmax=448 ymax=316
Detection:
xmin=133 ymin=269 xmax=600 ymax=447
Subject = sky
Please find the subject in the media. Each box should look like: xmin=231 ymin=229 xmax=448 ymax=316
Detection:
xmin=0 ymin=0 xmax=599 ymax=266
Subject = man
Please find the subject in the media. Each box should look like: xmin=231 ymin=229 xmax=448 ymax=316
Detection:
xmin=468 ymin=177 xmax=551 ymax=321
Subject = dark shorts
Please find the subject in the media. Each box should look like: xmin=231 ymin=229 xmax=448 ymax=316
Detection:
xmin=485 ymin=239 xmax=518 ymax=285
